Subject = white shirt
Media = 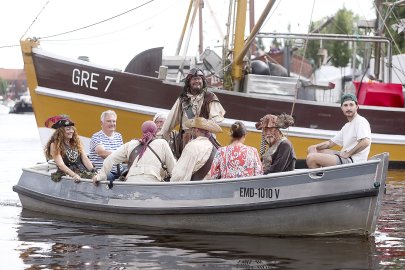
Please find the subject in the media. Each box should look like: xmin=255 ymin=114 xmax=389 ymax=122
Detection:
xmin=97 ymin=139 xmax=176 ymax=182
xmin=171 ymin=137 xmax=213 ymax=181
xmin=331 ymin=114 xmax=371 ymax=162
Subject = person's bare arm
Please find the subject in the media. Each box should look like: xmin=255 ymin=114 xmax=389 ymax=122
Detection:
xmin=95 ymin=144 xmax=112 ymax=159
xmin=339 ymin=138 xmax=370 ymax=159
xmin=80 ymin=148 xmax=95 ymax=171
xmin=307 ymin=140 xmax=336 ymax=153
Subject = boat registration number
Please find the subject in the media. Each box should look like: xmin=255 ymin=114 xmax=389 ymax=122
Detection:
xmin=72 ymin=68 xmax=114 ymax=92
xmin=239 ymin=187 xmax=280 ymax=199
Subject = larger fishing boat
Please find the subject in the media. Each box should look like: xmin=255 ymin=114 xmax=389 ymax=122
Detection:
xmin=20 ymin=0 xmax=405 ymax=166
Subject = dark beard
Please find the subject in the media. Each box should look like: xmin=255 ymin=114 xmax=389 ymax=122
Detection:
xmin=189 ymin=86 xmax=203 ymax=95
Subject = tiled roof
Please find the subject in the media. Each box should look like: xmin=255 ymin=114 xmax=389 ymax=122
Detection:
xmin=0 ymin=68 xmax=26 ymax=81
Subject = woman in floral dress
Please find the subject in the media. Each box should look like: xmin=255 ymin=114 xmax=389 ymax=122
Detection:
xmin=207 ymin=121 xmax=262 ymax=179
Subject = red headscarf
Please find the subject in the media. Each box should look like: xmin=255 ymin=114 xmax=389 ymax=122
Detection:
xmin=138 ymin=121 xmax=157 ymax=158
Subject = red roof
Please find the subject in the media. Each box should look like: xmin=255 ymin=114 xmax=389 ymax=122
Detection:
xmin=0 ymin=68 xmax=26 ymax=81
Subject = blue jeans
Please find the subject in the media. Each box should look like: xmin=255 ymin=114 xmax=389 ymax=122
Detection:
xmin=106 ymin=171 xmax=119 ymax=181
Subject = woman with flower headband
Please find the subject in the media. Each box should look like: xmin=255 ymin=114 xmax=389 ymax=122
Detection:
xmin=44 ymin=115 xmax=95 ymax=183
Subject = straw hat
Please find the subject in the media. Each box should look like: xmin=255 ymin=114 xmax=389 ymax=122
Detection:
xmin=184 ymin=117 xmax=222 ymax=133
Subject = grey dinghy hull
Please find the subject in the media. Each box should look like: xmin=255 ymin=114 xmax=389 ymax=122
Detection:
xmin=13 ymin=153 xmax=389 ymax=236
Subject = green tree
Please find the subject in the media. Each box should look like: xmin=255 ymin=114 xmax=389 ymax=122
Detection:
xmin=300 ymin=8 xmax=357 ymax=69
xmin=383 ymin=5 xmax=405 ymax=54
xmin=329 ymin=8 xmax=354 ymax=68
xmin=0 ymin=77 xmax=8 ymax=97
xmin=306 ymin=21 xmax=321 ymax=68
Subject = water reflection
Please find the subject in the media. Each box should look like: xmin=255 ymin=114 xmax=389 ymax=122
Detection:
xmin=16 ymin=209 xmax=379 ymax=270
xmin=375 ymin=171 xmax=405 ymax=269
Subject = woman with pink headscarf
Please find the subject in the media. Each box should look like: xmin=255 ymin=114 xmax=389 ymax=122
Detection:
xmin=93 ymin=121 xmax=176 ymax=183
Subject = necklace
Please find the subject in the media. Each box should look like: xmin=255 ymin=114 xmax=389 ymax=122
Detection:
xmin=65 ymin=144 xmax=79 ymax=163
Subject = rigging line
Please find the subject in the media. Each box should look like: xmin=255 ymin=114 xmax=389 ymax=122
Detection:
xmin=373 ymin=1 xmax=405 ymax=80
xmin=37 ymin=0 xmax=175 ymax=43
xmin=290 ymin=0 xmax=317 ymax=117
xmin=0 ymin=44 xmax=20 ymax=49
xmin=328 ymin=17 xmax=353 ymax=36
xmin=389 ymin=7 xmax=405 ymax=48
xmin=391 ymin=63 xmax=405 ymax=84
xmin=20 ymin=0 xmax=50 ymax=40
xmin=353 ymin=0 xmax=370 ymax=23
xmin=380 ymin=45 xmax=405 ymax=84
xmin=261 ymin=0 xmax=282 ymax=29
xmin=39 ymin=0 xmax=155 ymax=40
xmin=211 ymin=1 xmax=282 ymax=83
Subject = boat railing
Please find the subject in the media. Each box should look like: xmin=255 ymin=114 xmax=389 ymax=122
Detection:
xmin=22 ymin=157 xmax=384 ymax=186
xmin=256 ymin=32 xmax=393 ymax=83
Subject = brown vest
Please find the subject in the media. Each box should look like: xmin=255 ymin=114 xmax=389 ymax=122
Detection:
xmin=199 ymin=91 xmax=220 ymax=119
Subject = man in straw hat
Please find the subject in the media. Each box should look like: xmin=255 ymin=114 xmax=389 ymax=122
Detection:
xmin=158 ymin=68 xmax=225 ymax=158
xmin=256 ymin=113 xmax=296 ymax=173
xmin=171 ymin=117 xmax=222 ymax=181
xmin=306 ymin=93 xmax=371 ymax=168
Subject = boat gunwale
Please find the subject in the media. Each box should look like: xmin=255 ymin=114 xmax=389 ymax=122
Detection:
xmin=13 ymin=184 xmax=379 ymax=215
xmin=19 ymin=158 xmax=381 ymax=186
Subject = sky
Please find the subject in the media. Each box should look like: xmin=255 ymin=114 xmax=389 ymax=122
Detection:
xmin=0 ymin=0 xmax=375 ymax=70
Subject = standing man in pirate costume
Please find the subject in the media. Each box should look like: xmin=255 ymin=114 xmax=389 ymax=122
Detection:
xmin=159 ymin=68 xmax=226 ymax=158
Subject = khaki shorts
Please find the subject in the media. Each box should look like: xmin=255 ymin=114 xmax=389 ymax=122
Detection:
xmin=335 ymin=154 xmax=353 ymax=165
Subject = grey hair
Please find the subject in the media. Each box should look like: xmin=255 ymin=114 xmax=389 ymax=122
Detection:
xmin=100 ymin=110 xmax=117 ymax=122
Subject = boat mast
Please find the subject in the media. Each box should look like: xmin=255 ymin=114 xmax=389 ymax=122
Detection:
xmin=176 ymin=0 xmax=194 ymax=55
xmin=231 ymin=0 xmax=247 ymax=91
xmin=249 ymin=0 xmax=257 ymax=56
xmin=198 ymin=0 xmax=204 ymax=55
xmin=231 ymin=0 xmax=276 ymax=91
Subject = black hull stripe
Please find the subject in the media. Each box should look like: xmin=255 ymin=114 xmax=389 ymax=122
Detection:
xmin=13 ymin=185 xmax=379 ymax=215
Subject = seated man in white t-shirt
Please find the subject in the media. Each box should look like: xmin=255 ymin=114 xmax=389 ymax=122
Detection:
xmin=306 ymin=93 xmax=371 ymax=169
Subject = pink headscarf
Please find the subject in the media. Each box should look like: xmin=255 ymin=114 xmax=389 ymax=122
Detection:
xmin=138 ymin=121 xmax=157 ymax=158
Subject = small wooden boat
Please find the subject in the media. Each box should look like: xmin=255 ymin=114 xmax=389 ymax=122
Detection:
xmin=13 ymin=153 xmax=389 ymax=236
